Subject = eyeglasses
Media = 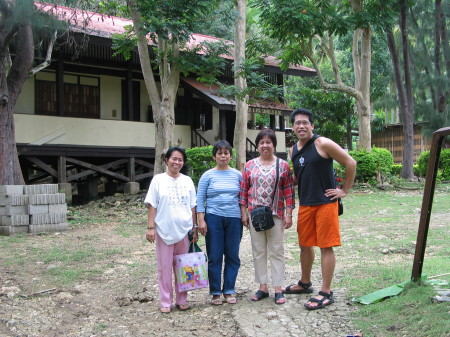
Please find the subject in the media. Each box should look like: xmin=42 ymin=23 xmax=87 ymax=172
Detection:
xmin=293 ymin=120 xmax=311 ymax=126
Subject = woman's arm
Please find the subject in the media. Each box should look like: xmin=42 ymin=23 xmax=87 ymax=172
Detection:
xmin=146 ymin=205 xmax=156 ymax=243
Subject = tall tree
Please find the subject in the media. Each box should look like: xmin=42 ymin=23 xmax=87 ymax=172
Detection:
xmin=233 ymin=0 xmax=248 ymax=171
xmin=251 ymin=0 xmax=397 ymax=151
xmin=0 ymin=0 xmax=80 ymax=185
xmin=121 ymin=0 xmax=222 ymax=174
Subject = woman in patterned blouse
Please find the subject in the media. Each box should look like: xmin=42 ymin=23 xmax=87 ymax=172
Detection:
xmin=239 ymin=129 xmax=295 ymax=305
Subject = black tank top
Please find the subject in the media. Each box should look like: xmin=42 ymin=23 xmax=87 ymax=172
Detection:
xmin=292 ymin=136 xmax=336 ymax=206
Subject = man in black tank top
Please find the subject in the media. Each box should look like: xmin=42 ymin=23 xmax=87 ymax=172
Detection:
xmin=283 ymin=108 xmax=356 ymax=310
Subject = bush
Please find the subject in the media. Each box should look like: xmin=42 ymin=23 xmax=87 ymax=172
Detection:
xmin=372 ymin=146 xmax=394 ymax=176
xmin=340 ymin=147 xmax=394 ymax=184
xmin=347 ymin=149 xmax=377 ymax=183
xmin=391 ymin=164 xmax=402 ymax=176
xmin=417 ymin=148 xmax=450 ymax=180
xmin=186 ymin=146 xmax=236 ymax=186
xmin=417 ymin=150 xmax=430 ymax=177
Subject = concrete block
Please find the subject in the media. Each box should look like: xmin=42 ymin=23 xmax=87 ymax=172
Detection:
xmin=30 ymin=213 xmax=67 ymax=225
xmin=0 ymin=225 xmax=29 ymax=236
xmin=28 ymin=223 xmax=68 ymax=234
xmin=124 ymin=182 xmax=140 ymax=195
xmin=0 ymin=194 xmax=29 ymax=206
xmin=24 ymin=184 xmax=59 ymax=195
xmin=0 ymin=205 xmax=28 ymax=216
xmin=0 ymin=185 xmax=24 ymax=195
xmin=28 ymin=205 xmax=49 ymax=215
xmin=1 ymin=215 xmax=29 ymax=226
xmin=28 ymin=193 xmax=66 ymax=205
xmin=49 ymin=204 xmax=67 ymax=214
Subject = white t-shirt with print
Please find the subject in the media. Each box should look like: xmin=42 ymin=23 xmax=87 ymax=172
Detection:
xmin=144 ymin=173 xmax=197 ymax=245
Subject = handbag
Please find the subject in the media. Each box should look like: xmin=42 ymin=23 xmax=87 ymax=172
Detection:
xmin=338 ymin=198 xmax=343 ymax=216
xmin=250 ymin=158 xmax=279 ymax=232
xmin=174 ymin=242 xmax=209 ymax=292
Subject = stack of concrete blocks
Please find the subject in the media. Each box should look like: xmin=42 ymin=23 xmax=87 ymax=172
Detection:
xmin=0 ymin=184 xmax=68 ymax=236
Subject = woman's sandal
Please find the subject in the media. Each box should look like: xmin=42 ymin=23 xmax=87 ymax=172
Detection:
xmin=251 ymin=290 xmax=269 ymax=301
xmin=211 ymin=296 xmax=223 ymax=306
xmin=159 ymin=307 xmax=171 ymax=313
xmin=274 ymin=292 xmax=286 ymax=305
xmin=304 ymin=291 xmax=335 ymax=310
xmin=175 ymin=303 xmax=191 ymax=311
xmin=224 ymin=295 xmax=237 ymax=304
xmin=283 ymin=281 xmax=313 ymax=294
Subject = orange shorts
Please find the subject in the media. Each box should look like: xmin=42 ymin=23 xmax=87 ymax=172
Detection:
xmin=297 ymin=202 xmax=341 ymax=248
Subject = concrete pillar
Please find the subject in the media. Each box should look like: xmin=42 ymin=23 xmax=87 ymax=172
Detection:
xmin=58 ymin=183 xmax=72 ymax=205
xmin=124 ymin=182 xmax=140 ymax=195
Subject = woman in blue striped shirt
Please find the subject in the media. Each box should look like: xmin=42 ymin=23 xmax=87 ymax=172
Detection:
xmin=197 ymin=140 xmax=243 ymax=305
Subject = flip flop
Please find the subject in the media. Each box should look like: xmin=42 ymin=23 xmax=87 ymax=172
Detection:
xmin=304 ymin=291 xmax=335 ymax=310
xmin=251 ymin=290 xmax=269 ymax=301
xmin=175 ymin=303 xmax=191 ymax=311
xmin=159 ymin=307 xmax=171 ymax=314
xmin=283 ymin=281 xmax=313 ymax=294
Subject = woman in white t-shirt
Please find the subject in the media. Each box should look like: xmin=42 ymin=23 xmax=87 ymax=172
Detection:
xmin=144 ymin=147 xmax=197 ymax=314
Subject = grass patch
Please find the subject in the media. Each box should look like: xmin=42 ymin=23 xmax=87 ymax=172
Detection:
xmin=339 ymin=189 xmax=450 ymax=337
xmin=352 ymin=283 xmax=449 ymax=337
xmin=46 ymin=266 xmax=102 ymax=285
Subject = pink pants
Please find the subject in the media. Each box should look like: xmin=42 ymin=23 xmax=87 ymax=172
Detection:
xmin=155 ymin=232 xmax=189 ymax=308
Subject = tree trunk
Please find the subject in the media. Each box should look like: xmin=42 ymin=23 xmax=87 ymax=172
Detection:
xmin=0 ymin=0 xmax=35 ymax=185
xmin=128 ymin=0 xmax=178 ymax=175
xmin=352 ymin=27 xmax=372 ymax=151
xmin=233 ymin=0 xmax=248 ymax=171
xmin=399 ymin=0 xmax=414 ymax=179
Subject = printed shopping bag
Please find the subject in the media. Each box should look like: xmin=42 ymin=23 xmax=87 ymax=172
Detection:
xmin=174 ymin=242 xmax=209 ymax=292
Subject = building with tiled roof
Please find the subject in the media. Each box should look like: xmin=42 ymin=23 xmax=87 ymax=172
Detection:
xmin=14 ymin=2 xmax=315 ymax=202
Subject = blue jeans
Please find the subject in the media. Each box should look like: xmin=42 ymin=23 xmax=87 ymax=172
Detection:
xmin=205 ymin=213 xmax=243 ymax=295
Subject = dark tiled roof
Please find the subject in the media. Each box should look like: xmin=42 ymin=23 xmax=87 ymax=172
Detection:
xmin=36 ymin=2 xmax=315 ymax=75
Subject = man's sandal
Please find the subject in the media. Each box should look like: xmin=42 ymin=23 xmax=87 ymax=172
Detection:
xmin=304 ymin=291 xmax=335 ymax=310
xmin=283 ymin=281 xmax=313 ymax=294
xmin=251 ymin=290 xmax=269 ymax=301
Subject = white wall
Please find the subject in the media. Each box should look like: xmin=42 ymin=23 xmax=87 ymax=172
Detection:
xmin=100 ymin=76 xmax=122 ymax=120
xmin=14 ymin=114 xmax=192 ymax=148
xmin=14 ymin=78 xmax=34 ymax=115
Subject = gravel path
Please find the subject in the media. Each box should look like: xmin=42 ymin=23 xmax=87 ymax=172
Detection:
xmin=0 ymin=203 xmax=359 ymax=337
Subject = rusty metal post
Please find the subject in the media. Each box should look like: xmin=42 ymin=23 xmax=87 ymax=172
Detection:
xmin=411 ymin=127 xmax=450 ymax=282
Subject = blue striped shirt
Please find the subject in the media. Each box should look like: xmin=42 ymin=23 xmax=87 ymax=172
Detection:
xmin=196 ymin=168 xmax=242 ymax=218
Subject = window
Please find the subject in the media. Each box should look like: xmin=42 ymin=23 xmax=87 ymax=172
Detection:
xmin=35 ymin=73 xmax=100 ymax=118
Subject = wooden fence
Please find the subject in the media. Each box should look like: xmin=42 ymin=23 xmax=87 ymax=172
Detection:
xmin=372 ymin=124 xmax=431 ymax=163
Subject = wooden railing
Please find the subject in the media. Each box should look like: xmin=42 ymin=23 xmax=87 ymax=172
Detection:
xmin=191 ymin=129 xmax=210 ymax=148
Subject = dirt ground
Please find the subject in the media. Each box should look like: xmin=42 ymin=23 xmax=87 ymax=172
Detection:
xmin=0 ymin=192 xmax=379 ymax=337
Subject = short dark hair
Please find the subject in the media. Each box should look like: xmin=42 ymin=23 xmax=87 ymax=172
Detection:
xmin=290 ymin=108 xmax=314 ymax=124
xmin=255 ymin=129 xmax=277 ymax=148
xmin=165 ymin=146 xmax=188 ymax=175
xmin=212 ymin=140 xmax=232 ymax=156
